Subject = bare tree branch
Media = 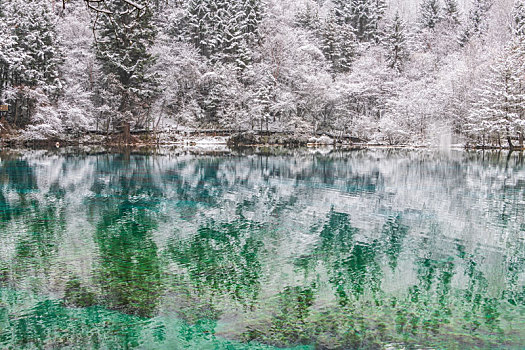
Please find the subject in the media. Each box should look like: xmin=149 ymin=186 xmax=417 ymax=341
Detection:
xmin=87 ymin=4 xmax=112 ymax=15
xmin=121 ymin=0 xmax=144 ymax=11
xmin=83 ymin=0 xmax=145 ymax=13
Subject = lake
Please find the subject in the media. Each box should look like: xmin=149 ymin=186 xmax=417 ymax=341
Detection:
xmin=0 ymin=148 xmax=524 ymax=349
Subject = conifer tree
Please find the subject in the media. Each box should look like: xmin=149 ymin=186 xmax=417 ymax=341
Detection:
xmin=419 ymin=0 xmax=442 ymax=30
xmin=468 ymin=0 xmax=493 ymax=34
xmin=331 ymin=0 xmax=384 ymax=43
xmin=187 ymin=0 xmax=213 ymax=57
xmin=385 ymin=12 xmax=409 ymax=72
xmin=332 ymin=0 xmax=351 ymax=25
xmin=513 ymin=0 xmax=525 ymax=37
xmin=4 ymin=0 xmax=62 ymax=93
xmin=209 ymin=0 xmax=230 ymax=56
xmin=458 ymin=0 xmax=493 ymax=46
xmin=322 ymin=14 xmax=340 ymax=68
xmin=0 ymin=9 xmax=15 ymax=95
xmin=0 ymin=0 xmax=62 ymax=127
xmin=511 ymin=3 xmax=525 ymax=146
xmin=254 ymin=79 xmax=273 ymax=132
xmin=466 ymin=46 xmax=525 ymax=148
xmin=242 ymin=0 xmax=263 ymax=44
xmin=443 ymin=0 xmax=460 ymax=25
xmin=184 ymin=0 xmax=262 ymax=69
xmin=351 ymin=0 xmax=373 ymax=40
xmin=321 ymin=13 xmax=357 ymax=73
xmin=94 ymin=0 xmax=157 ymax=126
xmin=338 ymin=24 xmax=358 ymax=72
xmin=222 ymin=3 xmax=252 ymax=70
xmin=370 ymin=0 xmax=387 ymax=42
xmin=350 ymin=0 xmax=385 ymax=42
xmin=295 ymin=2 xmax=320 ymax=30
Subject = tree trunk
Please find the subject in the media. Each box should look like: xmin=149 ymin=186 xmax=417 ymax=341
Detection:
xmin=13 ymin=99 xmax=19 ymax=127
xmin=0 ymin=116 xmax=9 ymax=136
xmin=505 ymin=126 xmax=514 ymax=149
xmin=122 ymin=121 xmax=131 ymax=144
xmin=106 ymin=116 xmax=111 ymax=137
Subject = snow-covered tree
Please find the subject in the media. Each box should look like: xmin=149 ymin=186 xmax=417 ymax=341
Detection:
xmin=242 ymin=0 xmax=264 ymax=44
xmin=331 ymin=0 xmax=385 ymax=43
xmin=187 ymin=0 xmax=213 ymax=57
xmin=513 ymin=0 xmax=525 ymax=37
xmin=443 ymin=0 xmax=460 ymax=25
xmin=419 ymin=0 xmax=442 ymax=30
xmin=465 ymin=44 xmax=525 ymax=148
xmin=351 ymin=0 xmax=374 ymax=40
xmin=351 ymin=0 xmax=386 ymax=42
xmin=57 ymin=3 xmax=99 ymax=135
xmin=332 ymin=0 xmax=352 ymax=24
xmin=221 ymin=1 xmax=253 ymax=69
xmin=0 ymin=0 xmax=63 ymax=131
xmin=184 ymin=0 xmax=262 ymax=69
xmin=321 ymin=14 xmax=357 ymax=73
xmin=0 ymin=12 xmax=15 ymax=96
xmin=295 ymin=2 xmax=320 ymax=30
xmin=458 ymin=0 xmax=493 ymax=46
xmin=0 ymin=0 xmax=518 ymax=145
xmin=6 ymin=0 xmax=62 ymax=93
xmin=337 ymin=24 xmax=359 ymax=72
xmin=94 ymin=0 xmax=157 ymax=130
xmin=385 ymin=12 xmax=409 ymax=72
xmin=370 ymin=0 xmax=388 ymax=42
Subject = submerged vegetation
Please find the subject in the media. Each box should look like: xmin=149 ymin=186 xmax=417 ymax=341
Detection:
xmin=0 ymin=149 xmax=523 ymax=348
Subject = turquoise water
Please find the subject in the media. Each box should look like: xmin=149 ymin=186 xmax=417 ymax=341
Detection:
xmin=0 ymin=148 xmax=523 ymax=349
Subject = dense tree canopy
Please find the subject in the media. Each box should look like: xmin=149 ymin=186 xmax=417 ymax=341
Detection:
xmin=0 ymin=0 xmax=522 ymax=147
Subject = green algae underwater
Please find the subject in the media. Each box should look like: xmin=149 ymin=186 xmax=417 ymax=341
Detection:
xmin=0 ymin=149 xmax=524 ymax=349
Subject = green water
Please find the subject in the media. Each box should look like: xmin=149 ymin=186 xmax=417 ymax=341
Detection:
xmin=0 ymin=148 xmax=524 ymax=349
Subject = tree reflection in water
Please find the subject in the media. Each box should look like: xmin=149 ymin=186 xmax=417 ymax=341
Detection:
xmin=0 ymin=149 xmax=523 ymax=349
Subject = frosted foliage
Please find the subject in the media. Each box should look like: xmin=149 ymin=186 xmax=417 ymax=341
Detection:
xmin=56 ymin=5 xmax=98 ymax=133
xmin=0 ymin=0 xmax=62 ymax=130
xmin=0 ymin=0 xmax=520 ymax=146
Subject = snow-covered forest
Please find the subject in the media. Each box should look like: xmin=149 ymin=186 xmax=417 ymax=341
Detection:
xmin=0 ymin=0 xmax=524 ymax=147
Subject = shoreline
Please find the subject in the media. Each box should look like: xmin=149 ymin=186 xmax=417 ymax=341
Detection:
xmin=1 ymin=131 xmax=524 ymax=151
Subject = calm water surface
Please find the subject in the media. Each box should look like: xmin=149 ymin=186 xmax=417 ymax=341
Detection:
xmin=0 ymin=148 xmax=524 ymax=349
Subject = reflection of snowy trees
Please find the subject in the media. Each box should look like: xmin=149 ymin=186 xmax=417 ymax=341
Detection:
xmin=0 ymin=150 xmax=523 ymax=347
